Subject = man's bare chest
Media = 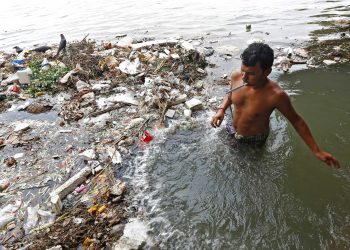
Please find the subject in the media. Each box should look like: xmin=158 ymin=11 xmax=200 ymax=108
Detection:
xmin=230 ymin=91 xmax=274 ymax=114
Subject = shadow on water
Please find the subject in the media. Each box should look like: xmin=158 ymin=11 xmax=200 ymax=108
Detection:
xmin=126 ymin=65 xmax=350 ymax=249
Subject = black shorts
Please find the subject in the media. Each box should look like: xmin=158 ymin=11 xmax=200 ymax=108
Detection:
xmin=226 ymin=124 xmax=269 ymax=147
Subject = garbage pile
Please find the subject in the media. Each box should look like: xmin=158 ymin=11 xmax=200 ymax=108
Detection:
xmin=253 ymin=18 xmax=350 ymax=72
xmin=0 ymin=35 xmax=212 ymax=249
xmin=272 ymin=39 xmax=349 ymax=72
xmin=29 ymin=164 xmax=128 ymax=249
xmin=274 ymin=47 xmax=309 ymax=72
xmin=305 ymin=18 xmax=349 ymax=67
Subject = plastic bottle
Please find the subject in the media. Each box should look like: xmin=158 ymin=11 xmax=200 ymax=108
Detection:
xmin=16 ymin=68 xmax=32 ymax=84
xmin=41 ymin=58 xmax=49 ymax=70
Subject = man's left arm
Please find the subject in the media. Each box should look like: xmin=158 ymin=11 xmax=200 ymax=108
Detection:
xmin=276 ymin=91 xmax=340 ymax=168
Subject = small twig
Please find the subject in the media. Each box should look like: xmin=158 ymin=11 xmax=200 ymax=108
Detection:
xmin=290 ymin=60 xmax=307 ymax=64
xmin=215 ymin=79 xmax=230 ymax=85
xmin=154 ymin=59 xmax=166 ymax=74
xmin=226 ymin=83 xmax=247 ymax=94
xmin=31 ymin=212 xmax=69 ymax=233
xmin=133 ymin=117 xmax=151 ymax=137
xmin=158 ymin=101 xmax=169 ymax=126
xmin=81 ymin=33 xmax=90 ymax=43
xmin=171 ymin=62 xmax=177 ymax=70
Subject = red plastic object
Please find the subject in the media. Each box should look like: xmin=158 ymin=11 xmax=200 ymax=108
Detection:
xmin=8 ymin=84 xmax=21 ymax=93
xmin=141 ymin=131 xmax=153 ymax=143
xmin=104 ymin=43 xmax=113 ymax=49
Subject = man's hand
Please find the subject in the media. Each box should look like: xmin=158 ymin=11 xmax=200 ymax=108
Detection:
xmin=315 ymin=150 xmax=340 ymax=169
xmin=211 ymin=109 xmax=225 ymax=128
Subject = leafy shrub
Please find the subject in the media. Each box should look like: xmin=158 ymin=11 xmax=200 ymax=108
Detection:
xmin=28 ymin=60 xmax=70 ymax=94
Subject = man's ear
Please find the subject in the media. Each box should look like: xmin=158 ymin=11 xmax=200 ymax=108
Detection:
xmin=263 ymin=67 xmax=272 ymax=76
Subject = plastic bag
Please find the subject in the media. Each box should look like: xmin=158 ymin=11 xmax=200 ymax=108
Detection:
xmin=141 ymin=131 xmax=153 ymax=143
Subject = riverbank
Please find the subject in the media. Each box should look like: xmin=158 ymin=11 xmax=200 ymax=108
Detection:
xmin=0 ymin=17 xmax=349 ymax=248
xmin=0 ymin=35 xmax=213 ymax=249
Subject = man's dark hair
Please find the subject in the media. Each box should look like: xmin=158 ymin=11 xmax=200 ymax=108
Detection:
xmin=240 ymin=43 xmax=274 ymax=70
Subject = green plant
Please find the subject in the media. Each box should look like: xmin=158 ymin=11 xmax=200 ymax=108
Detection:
xmin=27 ymin=85 xmax=40 ymax=98
xmin=28 ymin=60 xmax=70 ymax=92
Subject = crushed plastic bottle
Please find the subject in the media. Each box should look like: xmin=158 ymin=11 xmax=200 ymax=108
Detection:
xmin=41 ymin=58 xmax=49 ymax=70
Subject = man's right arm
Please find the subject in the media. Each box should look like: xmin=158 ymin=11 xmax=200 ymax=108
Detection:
xmin=210 ymin=71 xmax=239 ymax=128
xmin=210 ymin=94 xmax=232 ymax=128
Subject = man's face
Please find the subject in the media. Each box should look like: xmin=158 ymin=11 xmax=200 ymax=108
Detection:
xmin=240 ymin=62 xmax=270 ymax=86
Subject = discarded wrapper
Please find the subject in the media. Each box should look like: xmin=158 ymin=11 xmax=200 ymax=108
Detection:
xmin=141 ymin=131 xmax=153 ymax=143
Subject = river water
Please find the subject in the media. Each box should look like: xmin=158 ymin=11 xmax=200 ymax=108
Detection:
xmin=1 ymin=0 xmax=348 ymax=50
xmin=2 ymin=0 xmax=350 ymax=249
xmin=127 ymin=65 xmax=350 ymax=249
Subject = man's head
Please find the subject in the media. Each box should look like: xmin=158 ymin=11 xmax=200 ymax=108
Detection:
xmin=241 ymin=42 xmax=274 ymax=70
xmin=240 ymin=43 xmax=274 ymax=86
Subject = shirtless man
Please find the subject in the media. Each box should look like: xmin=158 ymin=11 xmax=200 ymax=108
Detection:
xmin=211 ymin=43 xmax=339 ymax=168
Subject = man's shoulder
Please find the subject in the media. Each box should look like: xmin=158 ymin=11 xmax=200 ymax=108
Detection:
xmin=230 ymin=70 xmax=242 ymax=87
xmin=266 ymin=80 xmax=288 ymax=102
xmin=267 ymin=80 xmax=284 ymax=93
xmin=231 ymin=70 xmax=241 ymax=80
